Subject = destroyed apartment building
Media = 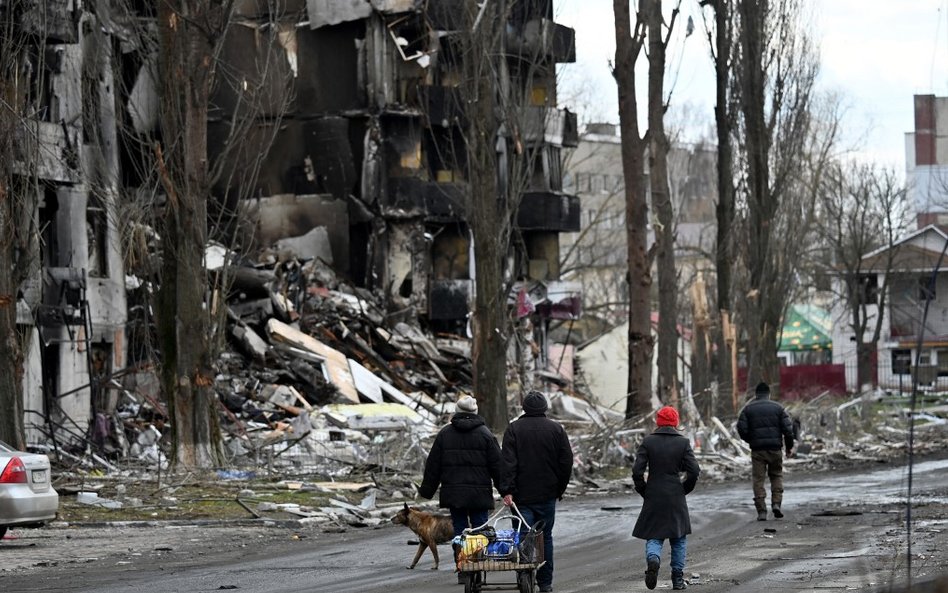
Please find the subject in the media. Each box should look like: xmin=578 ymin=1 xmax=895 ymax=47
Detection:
xmin=9 ymin=0 xmax=582 ymax=456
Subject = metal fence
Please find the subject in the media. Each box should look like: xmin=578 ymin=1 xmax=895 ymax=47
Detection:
xmin=735 ymin=359 xmax=946 ymax=399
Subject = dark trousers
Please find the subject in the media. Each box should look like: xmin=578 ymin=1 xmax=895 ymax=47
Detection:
xmin=518 ymin=500 xmax=557 ymax=588
xmin=751 ymin=449 xmax=784 ymax=510
xmin=450 ymin=508 xmax=489 ymax=537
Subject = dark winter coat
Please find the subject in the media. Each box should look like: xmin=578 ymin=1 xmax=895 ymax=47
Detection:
xmin=736 ymin=396 xmax=795 ymax=452
xmin=500 ymin=413 xmax=573 ymax=504
xmin=418 ymin=413 xmax=502 ymax=510
xmin=631 ymin=427 xmax=700 ymax=540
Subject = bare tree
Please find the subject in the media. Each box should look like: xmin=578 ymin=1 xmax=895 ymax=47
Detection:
xmin=732 ymin=0 xmax=819 ymax=390
xmin=0 ymin=1 xmax=44 ymax=448
xmin=151 ymin=0 xmax=234 ymax=468
xmin=459 ymin=0 xmax=511 ymax=429
xmin=699 ymin=0 xmax=737 ymax=413
xmin=103 ymin=0 xmax=293 ymax=467
xmin=613 ymin=0 xmax=652 ymax=416
xmin=817 ymin=162 xmax=909 ymax=389
xmin=645 ymin=0 xmax=683 ymax=407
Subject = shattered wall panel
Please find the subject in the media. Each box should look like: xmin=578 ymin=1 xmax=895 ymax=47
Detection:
xmin=385 ymin=223 xmax=416 ymax=306
xmin=246 ymin=194 xmax=350 ymax=272
xmin=56 ymin=337 xmax=93 ymax=440
xmin=22 ymin=329 xmax=44 ymax=444
xmin=127 ymin=61 xmax=159 ymax=134
xmin=18 ymin=121 xmax=81 ymax=183
xmin=307 ymin=0 xmax=371 ymax=29
xmin=47 ymin=44 xmax=83 ymax=125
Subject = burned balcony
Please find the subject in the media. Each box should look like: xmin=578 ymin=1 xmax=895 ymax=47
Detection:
xmin=507 ymin=19 xmax=576 ymax=64
xmin=385 ymin=177 xmax=469 ymax=220
xmin=517 ymin=191 xmax=580 ymax=232
xmin=521 ymin=107 xmax=578 ymax=147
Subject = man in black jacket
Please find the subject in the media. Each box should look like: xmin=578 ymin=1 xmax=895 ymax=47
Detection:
xmin=419 ymin=395 xmax=502 ymax=537
xmin=500 ymin=391 xmax=573 ymax=593
xmin=737 ymin=382 xmax=796 ymax=521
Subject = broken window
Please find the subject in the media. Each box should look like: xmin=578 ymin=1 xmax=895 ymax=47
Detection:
xmin=40 ymin=186 xmax=60 ymax=267
xmin=90 ymin=341 xmax=113 ymax=412
xmin=431 ymin=225 xmax=469 ymax=280
xmin=522 ymin=231 xmax=560 ymax=281
xmin=918 ymin=275 xmax=936 ymax=302
xmin=424 ymin=127 xmax=466 ymax=182
xmin=856 ymin=274 xmax=878 ymax=305
xmin=87 ymin=193 xmax=108 ymax=277
xmin=937 ymin=349 xmax=948 ymax=377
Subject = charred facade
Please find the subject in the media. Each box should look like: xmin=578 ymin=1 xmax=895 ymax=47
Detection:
xmin=8 ymin=0 xmax=579 ymax=445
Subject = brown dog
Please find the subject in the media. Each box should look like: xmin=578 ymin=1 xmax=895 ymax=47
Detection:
xmin=390 ymin=503 xmax=455 ymax=569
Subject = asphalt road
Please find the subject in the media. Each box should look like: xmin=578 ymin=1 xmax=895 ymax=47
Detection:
xmin=2 ymin=457 xmax=947 ymax=593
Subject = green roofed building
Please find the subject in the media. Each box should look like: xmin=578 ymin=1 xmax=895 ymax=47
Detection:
xmin=778 ymin=304 xmax=833 ymax=365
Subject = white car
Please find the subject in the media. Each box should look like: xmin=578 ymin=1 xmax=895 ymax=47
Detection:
xmin=0 ymin=440 xmax=59 ymax=540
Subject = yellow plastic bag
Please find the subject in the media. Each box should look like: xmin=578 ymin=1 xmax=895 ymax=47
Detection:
xmin=458 ymin=534 xmax=489 ymax=563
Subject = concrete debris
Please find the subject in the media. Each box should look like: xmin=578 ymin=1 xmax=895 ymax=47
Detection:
xmin=34 ymin=243 xmax=948 ymax=530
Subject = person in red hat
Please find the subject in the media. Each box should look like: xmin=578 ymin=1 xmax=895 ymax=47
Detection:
xmin=632 ymin=406 xmax=700 ymax=591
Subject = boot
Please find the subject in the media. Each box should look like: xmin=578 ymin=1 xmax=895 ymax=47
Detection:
xmin=772 ymin=504 xmax=784 ymax=519
xmin=755 ymin=498 xmax=768 ymax=521
xmin=672 ymin=570 xmax=687 ymax=590
xmin=645 ymin=555 xmax=660 ymax=590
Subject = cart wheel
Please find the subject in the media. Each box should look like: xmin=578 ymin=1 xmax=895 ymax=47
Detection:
xmin=463 ymin=573 xmax=475 ymax=593
xmin=517 ymin=569 xmax=535 ymax=593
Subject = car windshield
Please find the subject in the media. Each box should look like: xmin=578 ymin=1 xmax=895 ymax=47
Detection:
xmin=0 ymin=440 xmax=15 ymax=453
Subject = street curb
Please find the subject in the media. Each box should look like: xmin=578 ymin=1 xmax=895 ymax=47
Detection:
xmin=48 ymin=518 xmax=310 ymax=529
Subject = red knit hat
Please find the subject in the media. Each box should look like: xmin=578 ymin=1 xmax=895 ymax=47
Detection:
xmin=656 ymin=406 xmax=679 ymax=427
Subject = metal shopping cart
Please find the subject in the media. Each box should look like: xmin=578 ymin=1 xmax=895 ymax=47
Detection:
xmin=455 ymin=504 xmax=545 ymax=593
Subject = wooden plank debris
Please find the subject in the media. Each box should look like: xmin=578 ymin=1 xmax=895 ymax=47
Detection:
xmin=266 ymin=319 xmax=360 ymax=402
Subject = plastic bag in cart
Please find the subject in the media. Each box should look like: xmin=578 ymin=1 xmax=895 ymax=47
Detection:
xmin=455 ymin=534 xmax=489 ymax=563
xmin=484 ymin=528 xmax=520 ymax=560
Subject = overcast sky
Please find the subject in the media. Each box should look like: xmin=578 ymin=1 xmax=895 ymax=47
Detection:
xmin=555 ymin=0 xmax=948 ymax=169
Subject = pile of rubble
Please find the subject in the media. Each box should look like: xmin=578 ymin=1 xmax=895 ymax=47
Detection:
xmin=42 ymin=250 xmax=948 ymax=519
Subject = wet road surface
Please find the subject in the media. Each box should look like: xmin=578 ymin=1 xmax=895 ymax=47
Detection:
xmin=2 ymin=457 xmax=946 ymax=593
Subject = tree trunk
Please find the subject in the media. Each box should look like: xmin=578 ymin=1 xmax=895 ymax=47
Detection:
xmin=614 ymin=0 xmax=653 ymax=417
xmin=0 ymin=2 xmax=32 ymax=448
xmin=738 ymin=0 xmax=779 ymax=390
xmin=645 ymin=0 xmax=678 ymax=407
xmin=156 ymin=1 xmax=222 ymax=468
xmin=856 ymin=341 xmax=876 ymax=389
xmin=709 ymin=0 xmax=736 ymax=415
xmin=0 ymin=181 xmax=25 ymax=449
xmin=465 ymin=0 xmax=508 ymax=431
